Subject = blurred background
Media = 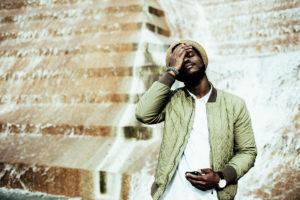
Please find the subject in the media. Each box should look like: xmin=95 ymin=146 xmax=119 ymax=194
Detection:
xmin=0 ymin=0 xmax=299 ymax=199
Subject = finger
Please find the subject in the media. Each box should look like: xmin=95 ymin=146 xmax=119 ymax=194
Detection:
xmin=186 ymin=178 xmax=207 ymax=186
xmin=177 ymin=45 xmax=188 ymax=53
xmin=189 ymin=175 xmax=207 ymax=182
xmin=185 ymin=173 xmax=206 ymax=181
xmin=185 ymin=173 xmax=198 ymax=179
xmin=176 ymin=48 xmax=187 ymax=58
xmin=171 ymin=47 xmax=184 ymax=57
xmin=173 ymin=43 xmax=185 ymax=52
xmin=183 ymin=45 xmax=192 ymax=49
xmin=184 ymin=48 xmax=193 ymax=54
xmin=197 ymin=169 xmax=203 ymax=174
xmin=175 ymin=44 xmax=191 ymax=52
xmin=179 ymin=44 xmax=192 ymax=50
xmin=191 ymin=182 xmax=209 ymax=191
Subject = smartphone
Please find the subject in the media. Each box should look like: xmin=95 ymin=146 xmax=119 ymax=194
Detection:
xmin=185 ymin=171 xmax=205 ymax=176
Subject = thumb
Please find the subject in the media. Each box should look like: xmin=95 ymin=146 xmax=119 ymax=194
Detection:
xmin=200 ymin=168 xmax=212 ymax=174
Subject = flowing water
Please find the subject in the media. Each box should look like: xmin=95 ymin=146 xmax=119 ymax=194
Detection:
xmin=0 ymin=0 xmax=299 ymax=199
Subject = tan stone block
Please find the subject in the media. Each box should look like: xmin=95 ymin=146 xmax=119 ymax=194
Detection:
xmin=120 ymin=173 xmax=131 ymax=200
xmin=18 ymin=164 xmax=34 ymax=191
xmin=0 ymin=104 xmax=138 ymax=127
xmin=0 ymin=163 xmax=10 ymax=188
xmin=78 ymin=170 xmax=97 ymax=199
xmin=0 ymin=77 xmax=143 ymax=96
xmin=54 ymin=167 xmax=80 ymax=197
xmin=33 ymin=166 xmax=56 ymax=194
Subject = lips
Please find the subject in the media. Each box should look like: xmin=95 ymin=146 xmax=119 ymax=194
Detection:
xmin=184 ymin=63 xmax=194 ymax=70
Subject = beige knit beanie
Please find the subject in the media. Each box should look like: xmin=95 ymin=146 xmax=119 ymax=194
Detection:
xmin=165 ymin=40 xmax=208 ymax=69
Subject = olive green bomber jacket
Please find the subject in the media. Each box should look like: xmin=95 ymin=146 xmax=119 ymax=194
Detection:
xmin=135 ymin=73 xmax=257 ymax=200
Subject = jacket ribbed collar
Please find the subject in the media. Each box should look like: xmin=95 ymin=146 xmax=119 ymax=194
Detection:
xmin=183 ymin=82 xmax=217 ymax=103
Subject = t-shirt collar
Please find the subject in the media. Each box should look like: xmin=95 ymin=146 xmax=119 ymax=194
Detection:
xmin=187 ymin=84 xmax=212 ymax=103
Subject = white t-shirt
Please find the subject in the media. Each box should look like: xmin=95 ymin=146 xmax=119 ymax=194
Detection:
xmin=161 ymin=86 xmax=218 ymax=200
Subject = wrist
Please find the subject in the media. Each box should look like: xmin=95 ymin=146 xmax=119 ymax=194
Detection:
xmin=166 ymin=67 xmax=179 ymax=76
xmin=167 ymin=71 xmax=176 ymax=77
xmin=158 ymin=72 xmax=175 ymax=88
xmin=216 ymin=171 xmax=227 ymax=189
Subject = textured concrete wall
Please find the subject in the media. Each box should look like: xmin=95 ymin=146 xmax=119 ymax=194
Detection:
xmin=0 ymin=0 xmax=170 ymax=199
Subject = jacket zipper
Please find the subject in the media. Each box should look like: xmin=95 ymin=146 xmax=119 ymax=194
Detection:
xmin=157 ymin=98 xmax=194 ymax=200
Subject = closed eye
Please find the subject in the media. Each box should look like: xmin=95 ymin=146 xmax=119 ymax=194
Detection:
xmin=187 ymin=52 xmax=194 ymax=57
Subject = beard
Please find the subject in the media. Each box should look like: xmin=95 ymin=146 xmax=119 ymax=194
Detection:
xmin=176 ymin=65 xmax=206 ymax=83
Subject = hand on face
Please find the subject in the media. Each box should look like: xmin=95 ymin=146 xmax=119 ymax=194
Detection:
xmin=168 ymin=43 xmax=193 ymax=71
xmin=185 ymin=168 xmax=220 ymax=191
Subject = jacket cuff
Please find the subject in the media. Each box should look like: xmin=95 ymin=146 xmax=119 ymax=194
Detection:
xmin=221 ymin=165 xmax=237 ymax=184
xmin=158 ymin=72 xmax=175 ymax=88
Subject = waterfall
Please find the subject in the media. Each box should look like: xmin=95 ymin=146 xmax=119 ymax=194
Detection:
xmin=0 ymin=0 xmax=298 ymax=199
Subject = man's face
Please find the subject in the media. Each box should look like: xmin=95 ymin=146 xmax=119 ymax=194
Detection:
xmin=176 ymin=46 xmax=206 ymax=82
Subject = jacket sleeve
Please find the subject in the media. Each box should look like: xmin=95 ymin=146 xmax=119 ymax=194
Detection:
xmin=221 ymin=100 xmax=257 ymax=184
xmin=135 ymin=73 xmax=175 ymax=124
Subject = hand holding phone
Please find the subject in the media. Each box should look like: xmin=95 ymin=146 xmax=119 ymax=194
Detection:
xmin=185 ymin=168 xmax=221 ymax=191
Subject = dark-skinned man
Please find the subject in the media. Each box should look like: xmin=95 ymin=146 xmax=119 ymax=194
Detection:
xmin=135 ymin=40 xmax=257 ymax=200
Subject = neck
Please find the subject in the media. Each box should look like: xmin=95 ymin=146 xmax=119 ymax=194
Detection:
xmin=185 ymin=74 xmax=211 ymax=99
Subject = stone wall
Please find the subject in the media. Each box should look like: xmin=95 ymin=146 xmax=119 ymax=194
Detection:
xmin=0 ymin=0 xmax=170 ymax=199
xmin=0 ymin=0 xmax=299 ymax=199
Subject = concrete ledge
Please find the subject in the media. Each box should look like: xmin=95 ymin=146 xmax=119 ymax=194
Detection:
xmin=0 ymin=124 xmax=153 ymax=139
xmin=0 ymin=42 xmax=170 ymax=57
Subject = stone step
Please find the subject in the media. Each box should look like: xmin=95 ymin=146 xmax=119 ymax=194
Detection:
xmin=0 ymin=1 xmax=165 ymax=25
xmin=0 ymin=41 xmax=170 ymax=58
xmin=208 ymin=7 xmax=299 ymax=33
xmin=0 ymin=93 xmax=142 ymax=104
xmin=0 ymin=22 xmax=170 ymax=44
xmin=0 ymin=164 xmax=131 ymax=200
xmin=0 ymin=0 xmax=161 ymax=12
xmin=0 ymin=65 xmax=164 ymax=82
xmin=210 ymin=19 xmax=299 ymax=43
xmin=206 ymin=5 xmax=300 ymax=55
xmin=199 ymin=0 xmax=245 ymax=5
xmin=0 ymin=162 xmax=101 ymax=199
xmin=0 ymin=134 xmax=160 ymax=199
xmin=201 ymin=0 xmax=299 ymax=19
xmin=0 ymin=9 xmax=169 ymax=34
xmin=0 ymin=187 xmax=79 ymax=200
xmin=0 ymin=0 xmax=162 ymax=12
xmin=0 ymin=134 xmax=160 ymax=175
xmin=0 ymin=123 xmax=152 ymax=140
xmin=0 ymin=27 xmax=170 ymax=50
xmin=0 ymin=103 xmax=138 ymax=127
xmin=214 ymin=33 xmax=299 ymax=55
xmin=0 ymin=50 xmax=166 ymax=72
xmin=0 ymin=77 xmax=146 ymax=95
xmin=0 ymin=0 xmax=162 ymax=11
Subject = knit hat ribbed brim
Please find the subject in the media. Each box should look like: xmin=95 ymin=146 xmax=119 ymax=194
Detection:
xmin=165 ymin=40 xmax=208 ymax=69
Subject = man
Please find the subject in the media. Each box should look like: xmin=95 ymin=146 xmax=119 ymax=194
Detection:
xmin=135 ymin=40 xmax=257 ymax=200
